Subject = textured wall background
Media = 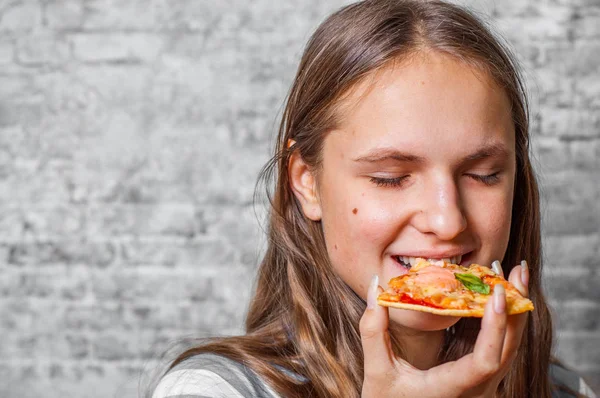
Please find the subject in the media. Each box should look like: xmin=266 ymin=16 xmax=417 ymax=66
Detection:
xmin=0 ymin=0 xmax=598 ymax=397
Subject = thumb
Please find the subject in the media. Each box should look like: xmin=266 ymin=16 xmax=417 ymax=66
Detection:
xmin=360 ymin=275 xmax=394 ymax=376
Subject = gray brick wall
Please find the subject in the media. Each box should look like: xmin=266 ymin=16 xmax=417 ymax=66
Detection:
xmin=0 ymin=1 xmax=597 ymax=396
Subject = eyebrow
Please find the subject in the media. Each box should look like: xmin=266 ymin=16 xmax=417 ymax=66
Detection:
xmin=463 ymin=143 xmax=512 ymax=162
xmin=352 ymin=148 xmax=425 ymax=164
xmin=352 ymin=143 xmax=511 ymax=164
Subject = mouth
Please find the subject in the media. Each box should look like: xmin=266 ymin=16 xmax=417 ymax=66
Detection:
xmin=392 ymin=252 xmax=472 ymax=270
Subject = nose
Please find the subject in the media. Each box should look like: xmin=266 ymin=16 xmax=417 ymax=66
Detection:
xmin=413 ymin=178 xmax=467 ymax=240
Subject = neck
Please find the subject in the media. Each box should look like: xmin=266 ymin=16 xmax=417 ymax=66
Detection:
xmin=389 ymin=326 xmax=446 ymax=370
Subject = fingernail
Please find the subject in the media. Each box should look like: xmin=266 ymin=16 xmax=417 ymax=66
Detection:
xmin=367 ymin=274 xmax=379 ymax=310
xmin=494 ymin=284 xmax=506 ymax=314
xmin=491 ymin=260 xmax=502 ymax=276
xmin=521 ymin=260 xmax=529 ymax=286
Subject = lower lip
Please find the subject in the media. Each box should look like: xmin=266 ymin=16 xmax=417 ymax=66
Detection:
xmin=390 ymin=256 xmax=411 ymax=274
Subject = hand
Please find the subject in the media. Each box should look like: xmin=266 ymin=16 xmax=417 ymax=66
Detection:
xmin=359 ymin=261 xmax=529 ymax=398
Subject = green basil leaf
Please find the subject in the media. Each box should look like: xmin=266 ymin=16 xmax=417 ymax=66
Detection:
xmin=455 ymin=273 xmax=491 ymax=295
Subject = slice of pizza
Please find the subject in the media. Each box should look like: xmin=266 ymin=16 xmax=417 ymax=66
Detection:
xmin=377 ymin=258 xmax=534 ymax=317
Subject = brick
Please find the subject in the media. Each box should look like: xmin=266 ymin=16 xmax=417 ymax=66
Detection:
xmin=544 ymin=41 xmax=600 ymax=78
xmin=158 ymin=0 xmax=225 ymax=32
xmin=0 ymin=301 xmax=33 ymax=330
xmin=0 ymin=331 xmax=90 ymax=360
xmin=92 ymin=330 xmax=178 ymax=362
xmin=93 ymin=333 xmax=137 ymax=361
xmin=532 ymin=137 xmax=570 ymax=173
xmin=86 ymin=204 xmax=198 ymax=238
xmin=0 ymin=160 xmax=73 ymax=204
xmin=76 ymin=304 xmax=183 ymax=331
xmin=21 ymin=206 xmax=84 ymax=239
xmin=534 ymin=67 xmax=574 ymax=108
xmin=572 ymin=10 xmax=600 ymax=39
xmin=488 ymin=1 xmax=536 ymax=18
xmin=541 ymin=169 xmax=600 ymax=205
xmin=569 ymin=140 xmax=600 ymax=169
xmin=73 ymin=65 xmax=151 ymax=109
xmin=538 ymin=107 xmax=600 ymax=138
xmin=543 ymin=234 xmax=600 ymax=267
xmin=178 ymin=301 xmax=246 ymax=333
xmin=64 ymin=304 xmax=124 ymax=331
xmin=0 ymin=207 xmax=24 ymax=241
xmin=210 ymin=205 xmax=266 ymax=265
xmin=544 ymin=268 xmax=600 ymax=302
xmin=574 ymin=74 xmax=600 ymax=108
xmin=45 ymin=0 xmax=84 ymax=29
xmin=91 ymin=270 xmax=214 ymax=302
xmin=82 ymin=0 xmax=162 ymax=30
xmin=0 ymin=99 xmax=43 ymax=130
xmin=124 ymin=304 xmax=181 ymax=330
xmin=15 ymin=34 xmax=70 ymax=66
xmin=0 ymin=2 xmax=41 ymax=32
xmin=544 ymin=201 xmax=600 ymax=236
xmin=71 ymin=33 xmax=164 ymax=63
xmin=551 ymin=301 xmax=600 ymax=331
xmin=120 ymin=238 xmax=234 ymax=267
xmin=8 ymin=240 xmax=117 ymax=267
xmin=555 ymin=331 xmax=600 ymax=367
xmin=0 ymin=75 xmax=35 ymax=101
xmin=0 ymin=36 xmax=13 ymax=64
xmin=0 ymin=268 xmax=89 ymax=300
xmin=0 ymin=362 xmax=129 ymax=398
xmin=0 ymin=244 xmax=9 ymax=264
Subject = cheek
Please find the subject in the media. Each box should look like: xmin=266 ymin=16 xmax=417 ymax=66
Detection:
xmin=320 ymin=192 xmax=400 ymax=275
xmin=324 ymin=196 xmax=395 ymax=249
xmin=466 ymin=187 xmax=514 ymax=252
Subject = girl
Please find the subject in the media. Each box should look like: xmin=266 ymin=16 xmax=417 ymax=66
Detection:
xmin=151 ymin=0 xmax=596 ymax=397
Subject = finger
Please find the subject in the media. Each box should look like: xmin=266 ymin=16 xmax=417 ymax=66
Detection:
xmin=508 ymin=260 xmax=529 ymax=298
xmin=360 ymin=275 xmax=394 ymax=376
xmin=499 ymin=261 xmax=530 ymax=366
xmin=471 ymin=284 xmax=508 ymax=379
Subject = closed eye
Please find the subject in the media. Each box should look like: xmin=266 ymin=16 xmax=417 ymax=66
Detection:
xmin=369 ymin=175 xmax=410 ymax=188
xmin=466 ymin=172 xmax=501 ymax=186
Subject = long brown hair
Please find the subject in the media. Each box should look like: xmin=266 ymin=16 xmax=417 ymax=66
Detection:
xmin=161 ymin=1 xmax=554 ymax=396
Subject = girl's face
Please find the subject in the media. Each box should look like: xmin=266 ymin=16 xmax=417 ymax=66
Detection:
xmin=293 ymin=52 xmax=516 ymax=331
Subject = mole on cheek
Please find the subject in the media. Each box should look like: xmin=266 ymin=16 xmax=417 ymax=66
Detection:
xmin=334 ymin=244 xmax=338 ymax=250
xmin=352 ymin=208 xmax=358 ymax=214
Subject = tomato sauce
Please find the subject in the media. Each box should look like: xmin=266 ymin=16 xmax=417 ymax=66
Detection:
xmin=399 ymin=293 xmax=443 ymax=309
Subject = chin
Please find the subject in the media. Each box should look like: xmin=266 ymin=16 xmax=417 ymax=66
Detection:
xmin=389 ymin=308 xmax=460 ymax=331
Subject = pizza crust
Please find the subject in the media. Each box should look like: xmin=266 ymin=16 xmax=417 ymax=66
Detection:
xmin=377 ymin=299 xmax=486 ymax=317
xmin=377 ymin=297 xmax=534 ymax=317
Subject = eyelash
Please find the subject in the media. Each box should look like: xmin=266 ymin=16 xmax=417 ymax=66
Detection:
xmin=369 ymin=176 xmax=410 ymax=188
xmin=370 ymin=173 xmax=501 ymax=188
xmin=467 ymin=172 xmax=501 ymax=186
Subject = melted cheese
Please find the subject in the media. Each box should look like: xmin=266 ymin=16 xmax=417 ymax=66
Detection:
xmin=413 ymin=265 xmax=460 ymax=292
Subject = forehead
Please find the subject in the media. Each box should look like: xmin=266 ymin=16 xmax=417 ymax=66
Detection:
xmin=329 ymin=52 xmax=514 ymax=155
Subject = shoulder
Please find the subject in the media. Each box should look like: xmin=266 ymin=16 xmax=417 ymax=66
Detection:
xmin=152 ymin=353 xmax=281 ymax=398
xmin=550 ymin=362 xmax=597 ymax=398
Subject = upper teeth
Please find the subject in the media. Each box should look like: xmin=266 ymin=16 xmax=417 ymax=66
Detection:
xmin=398 ymin=255 xmax=462 ymax=266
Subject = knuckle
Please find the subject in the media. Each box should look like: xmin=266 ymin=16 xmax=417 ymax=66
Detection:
xmin=476 ymin=360 xmax=501 ymax=379
xmin=360 ymin=323 xmax=380 ymax=340
xmin=359 ymin=316 xmax=377 ymax=339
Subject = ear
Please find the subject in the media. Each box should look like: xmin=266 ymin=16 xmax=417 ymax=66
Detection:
xmin=288 ymin=150 xmax=322 ymax=221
